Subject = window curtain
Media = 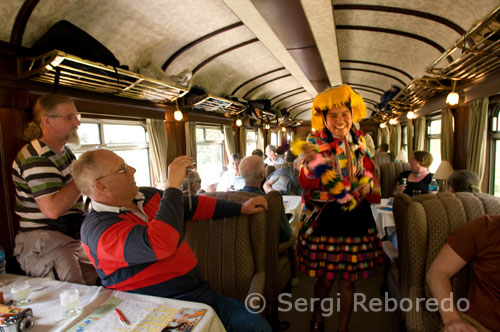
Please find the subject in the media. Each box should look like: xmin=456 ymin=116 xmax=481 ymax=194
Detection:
xmin=239 ymin=127 xmax=246 ymax=156
xmin=224 ymin=125 xmax=236 ymax=157
xmin=389 ymin=124 xmax=401 ymax=156
xmin=266 ymin=130 xmax=271 ymax=147
xmin=146 ymin=119 xmax=169 ymax=189
xmin=376 ymin=128 xmax=382 ymax=147
xmin=382 ymin=127 xmax=390 ymax=145
xmin=257 ymin=128 xmax=265 ymax=151
xmin=441 ymin=108 xmax=454 ymax=162
xmin=407 ymin=119 xmax=414 ymax=160
xmin=414 ymin=116 xmax=426 ymax=151
xmin=185 ymin=121 xmax=197 ymax=160
xmin=467 ymin=97 xmax=488 ymax=184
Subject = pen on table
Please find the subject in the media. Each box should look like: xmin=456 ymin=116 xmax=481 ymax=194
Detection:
xmin=115 ymin=308 xmax=130 ymax=325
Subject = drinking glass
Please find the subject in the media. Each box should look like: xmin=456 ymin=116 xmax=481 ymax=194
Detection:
xmin=412 ymin=189 xmax=422 ymax=197
xmin=10 ymin=281 xmax=31 ymax=305
xmin=60 ymin=289 xmax=81 ymax=317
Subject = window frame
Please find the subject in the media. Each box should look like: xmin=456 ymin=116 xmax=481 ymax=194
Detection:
xmin=245 ymin=128 xmax=258 ymax=156
xmin=195 ymin=123 xmax=225 ymax=187
xmin=425 ymin=115 xmax=442 ymax=173
xmin=488 ymin=105 xmax=500 ymax=195
xmin=74 ymin=116 xmax=152 ymax=185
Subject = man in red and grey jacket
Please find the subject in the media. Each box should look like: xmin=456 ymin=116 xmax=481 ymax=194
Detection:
xmin=72 ymin=149 xmax=271 ymax=332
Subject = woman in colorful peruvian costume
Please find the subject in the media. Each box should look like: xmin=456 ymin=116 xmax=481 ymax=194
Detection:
xmin=294 ymin=85 xmax=383 ymax=332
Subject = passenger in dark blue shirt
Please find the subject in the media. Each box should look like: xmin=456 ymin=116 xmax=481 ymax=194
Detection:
xmin=239 ymin=155 xmax=292 ymax=243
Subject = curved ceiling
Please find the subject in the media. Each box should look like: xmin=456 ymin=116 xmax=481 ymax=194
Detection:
xmin=1 ymin=0 xmax=499 ymax=125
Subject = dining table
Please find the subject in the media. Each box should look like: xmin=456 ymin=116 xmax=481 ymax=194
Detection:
xmin=0 ymin=273 xmax=225 ymax=332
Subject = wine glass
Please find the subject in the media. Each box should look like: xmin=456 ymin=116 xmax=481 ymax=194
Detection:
xmin=60 ymin=289 xmax=81 ymax=317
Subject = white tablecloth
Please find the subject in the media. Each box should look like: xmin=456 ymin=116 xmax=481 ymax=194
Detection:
xmin=0 ymin=274 xmax=225 ymax=332
xmin=370 ymin=198 xmax=396 ymax=239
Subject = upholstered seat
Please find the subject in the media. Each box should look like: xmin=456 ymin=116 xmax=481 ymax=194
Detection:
xmin=373 ymin=152 xmax=393 ymax=166
xmin=388 ymin=192 xmax=500 ymax=332
xmin=183 ymin=192 xmax=267 ymax=304
xmin=376 ymin=161 xmax=411 ymax=198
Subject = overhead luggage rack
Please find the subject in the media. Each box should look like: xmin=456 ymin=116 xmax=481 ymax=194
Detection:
xmin=191 ymin=94 xmax=247 ymax=115
xmin=17 ymin=50 xmax=188 ymax=103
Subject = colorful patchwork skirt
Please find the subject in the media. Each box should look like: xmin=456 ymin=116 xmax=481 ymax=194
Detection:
xmin=297 ymin=199 xmax=384 ymax=281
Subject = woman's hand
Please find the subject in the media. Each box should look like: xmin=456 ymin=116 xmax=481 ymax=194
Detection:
xmin=302 ymin=143 xmax=317 ymax=163
xmin=354 ymin=183 xmax=371 ymax=198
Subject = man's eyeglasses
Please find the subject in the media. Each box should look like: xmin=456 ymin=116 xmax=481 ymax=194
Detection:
xmin=47 ymin=113 xmax=82 ymax=122
xmin=95 ymin=162 xmax=128 ymax=181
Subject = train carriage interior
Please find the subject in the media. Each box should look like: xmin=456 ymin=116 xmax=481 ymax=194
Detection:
xmin=0 ymin=0 xmax=500 ymax=331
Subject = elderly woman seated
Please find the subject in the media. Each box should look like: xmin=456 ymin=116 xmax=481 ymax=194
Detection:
xmin=393 ymin=150 xmax=434 ymax=197
xmin=447 ymin=169 xmax=480 ymax=193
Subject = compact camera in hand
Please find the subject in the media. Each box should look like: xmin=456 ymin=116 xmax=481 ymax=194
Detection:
xmin=0 ymin=304 xmax=34 ymax=332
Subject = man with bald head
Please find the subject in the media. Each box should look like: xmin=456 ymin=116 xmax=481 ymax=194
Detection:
xmin=239 ymin=155 xmax=291 ymax=243
xmin=72 ymin=149 xmax=271 ymax=332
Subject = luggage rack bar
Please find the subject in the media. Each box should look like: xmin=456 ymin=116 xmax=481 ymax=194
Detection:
xmin=17 ymin=50 xmax=188 ymax=103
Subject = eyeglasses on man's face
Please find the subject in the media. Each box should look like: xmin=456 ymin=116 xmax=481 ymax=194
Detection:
xmin=95 ymin=162 xmax=128 ymax=181
xmin=47 ymin=113 xmax=82 ymax=122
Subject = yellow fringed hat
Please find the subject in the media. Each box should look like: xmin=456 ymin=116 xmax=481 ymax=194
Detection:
xmin=311 ymin=84 xmax=366 ymax=131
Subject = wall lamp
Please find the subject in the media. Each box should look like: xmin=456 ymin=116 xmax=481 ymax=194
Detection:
xmin=236 ymin=118 xmax=242 ymax=127
xmin=446 ymin=80 xmax=459 ymax=106
xmin=389 ymin=118 xmax=397 ymax=125
xmin=174 ymin=99 xmax=183 ymax=121
xmin=407 ymin=110 xmax=416 ymax=119
xmin=379 ymin=122 xmax=387 ymax=128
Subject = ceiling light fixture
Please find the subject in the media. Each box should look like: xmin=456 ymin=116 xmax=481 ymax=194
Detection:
xmin=236 ymin=118 xmax=242 ymax=127
xmin=282 ymin=127 xmax=286 ymax=132
xmin=380 ymin=123 xmax=387 ymax=128
xmin=446 ymin=80 xmax=459 ymax=106
xmin=407 ymin=110 xmax=415 ymax=119
xmin=389 ymin=118 xmax=397 ymax=125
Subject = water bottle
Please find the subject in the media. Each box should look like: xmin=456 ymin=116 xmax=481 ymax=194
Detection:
xmin=429 ymin=179 xmax=438 ymax=194
xmin=0 ymin=245 xmax=6 ymax=286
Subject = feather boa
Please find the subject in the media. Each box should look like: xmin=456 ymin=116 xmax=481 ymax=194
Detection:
xmin=304 ymin=129 xmax=375 ymax=211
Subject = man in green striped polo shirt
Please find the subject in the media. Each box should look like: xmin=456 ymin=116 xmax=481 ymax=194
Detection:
xmin=11 ymin=94 xmax=97 ymax=285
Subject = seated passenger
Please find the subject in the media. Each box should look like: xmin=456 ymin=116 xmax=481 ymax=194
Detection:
xmin=393 ymin=150 xmax=434 ymax=197
xmin=263 ymin=151 xmax=302 ymax=196
xmin=447 ymin=170 xmax=480 ymax=193
xmin=72 ymin=149 xmax=271 ymax=332
xmin=252 ymin=148 xmax=264 ymax=158
xmin=426 ymin=214 xmax=500 ymax=332
xmin=264 ymin=145 xmax=285 ymax=166
xmin=377 ymin=143 xmax=389 ymax=154
xmin=216 ymin=153 xmax=245 ymax=191
xmin=181 ymin=169 xmax=204 ymax=195
xmin=239 ymin=155 xmax=292 ymax=243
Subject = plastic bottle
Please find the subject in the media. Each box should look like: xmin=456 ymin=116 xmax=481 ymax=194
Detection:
xmin=0 ymin=245 xmax=5 ymax=275
xmin=0 ymin=245 xmax=6 ymax=286
xmin=429 ymin=179 xmax=439 ymax=194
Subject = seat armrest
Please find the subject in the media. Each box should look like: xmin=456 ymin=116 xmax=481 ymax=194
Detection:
xmin=278 ymin=237 xmax=295 ymax=255
xmin=248 ymin=271 xmax=266 ymax=299
xmin=382 ymin=240 xmax=398 ymax=263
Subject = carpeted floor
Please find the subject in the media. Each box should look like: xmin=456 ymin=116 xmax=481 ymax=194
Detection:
xmin=277 ymin=267 xmax=402 ymax=331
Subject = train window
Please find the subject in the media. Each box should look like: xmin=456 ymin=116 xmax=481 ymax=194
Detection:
xmin=246 ymin=129 xmax=257 ymax=156
xmin=74 ymin=119 xmax=151 ymax=186
xmin=426 ymin=118 xmax=441 ymax=172
xmin=270 ymin=131 xmax=278 ymax=147
xmin=401 ymin=124 xmax=407 ymax=150
xmin=490 ymin=108 xmax=500 ymax=196
xmin=196 ymin=124 xmax=224 ymax=188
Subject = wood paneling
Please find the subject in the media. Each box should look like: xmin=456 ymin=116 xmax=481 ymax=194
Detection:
xmin=0 ymin=88 xmax=30 ymax=272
